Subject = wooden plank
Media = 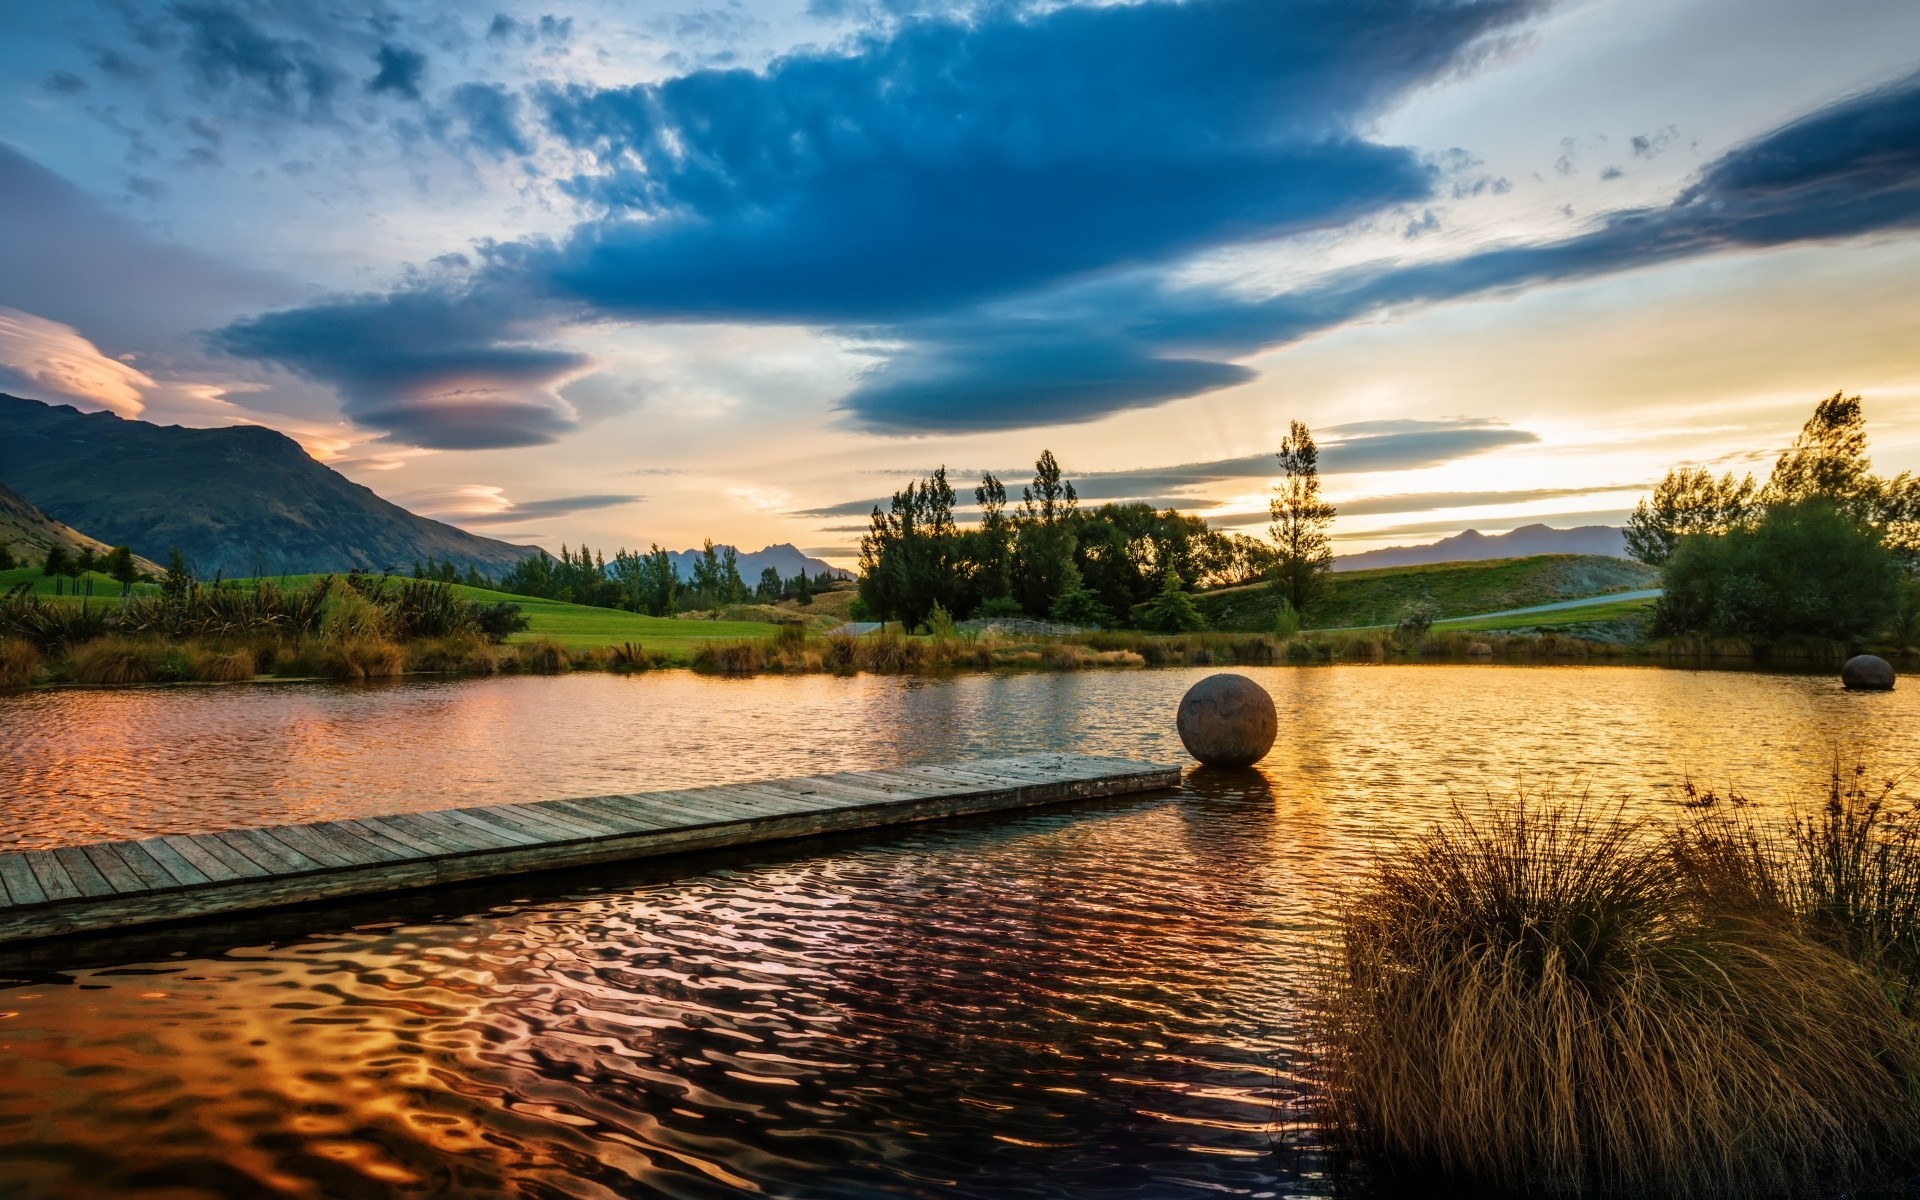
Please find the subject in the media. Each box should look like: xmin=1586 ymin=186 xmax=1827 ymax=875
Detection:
xmin=266 ymin=822 xmax=380 ymax=869
xmin=483 ymin=804 xmax=604 ymax=842
xmin=316 ymin=820 xmax=424 ymax=863
xmin=107 ymin=842 xmax=179 ymax=891
xmin=346 ymin=815 xmax=462 ymax=857
xmin=21 ymin=851 xmax=82 ymax=902
xmin=0 ymin=855 xmax=47 ymax=907
xmin=170 ymin=834 xmax=258 ymax=881
xmin=218 ymin=829 xmax=322 ymax=876
xmin=537 ymin=797 xmax=675 ymax=834
xmin=432 ymin=808 xmax=547 ymax=848
xmin=406 ymin=808 xmax=531 ymax=851
xmin=507 ymin=801 xmax=628 ymax=838
xmin=53 ymin=847 xmax=116 ymax=898
xmin=134 ymin=838 xmax=213 ymax=887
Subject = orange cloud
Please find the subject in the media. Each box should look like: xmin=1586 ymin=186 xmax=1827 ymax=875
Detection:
xmin=0 ymin=307 xmax=154 ymax=417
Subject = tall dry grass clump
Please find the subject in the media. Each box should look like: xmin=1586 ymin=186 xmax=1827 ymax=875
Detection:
xmin=1313 ymin=798 xmax=1920 ymax=1198
xmin=71 ymin=637 xmax=160 ymax=684
xmin=189 ymin=645 xmax=257 ymax=682
xmin=0 ymin=637 xmax=40 ymax=687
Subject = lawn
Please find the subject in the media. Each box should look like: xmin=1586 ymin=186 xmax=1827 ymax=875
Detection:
xmin=1433 ymin=594 xmax=1658 ymax=633
xmin=0 ymin=566 xmax=154 ymax=598
xmin=1191 ymin=554 xmax=1660 ymax=631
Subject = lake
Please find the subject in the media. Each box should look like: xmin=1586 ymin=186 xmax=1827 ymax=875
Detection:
xmin=0 ymin=665 xmax=1911 ymax=1197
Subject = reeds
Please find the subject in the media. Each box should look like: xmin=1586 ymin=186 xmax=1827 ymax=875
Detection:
xmin=0 ymin=638 xmax=40 ymax=687
xmin=1312 ymin=795 xmax=1920 ymax=1197
xmin=71 ymin=637 xmax=159 ymax=684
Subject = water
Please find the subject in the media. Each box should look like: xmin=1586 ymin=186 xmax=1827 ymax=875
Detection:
xmin=0 ymin=665 xmax=1912 ymax=1198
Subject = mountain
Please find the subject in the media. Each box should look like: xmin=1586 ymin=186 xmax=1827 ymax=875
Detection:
xmin=1334 ymin=523 xmax=1630 ymax=572
xmin=0 ymin=394 xmax=541 ymax=577
xmin=0 ymin=480 xmax=161 ymax=573
xmin=663 ymin=542 xmax=851 ymax=583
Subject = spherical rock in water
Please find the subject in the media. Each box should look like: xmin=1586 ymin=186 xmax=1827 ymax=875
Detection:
xmin=1177 ymin=673 xmax=1277 ymax=767
xmin=1842 ymin=654 xmax=1896 ymax=691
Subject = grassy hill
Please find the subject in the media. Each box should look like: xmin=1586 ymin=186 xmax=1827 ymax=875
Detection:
xmin=0 ymin=393 xmax=540 ymax=577
xmin=1 ymin=481 xmax=161 ymax=575
xmin=1193 ymin=554 xmax=1659 ymax=632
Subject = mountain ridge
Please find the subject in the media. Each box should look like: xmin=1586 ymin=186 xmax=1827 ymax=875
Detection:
xmin=0 ymin=394 xmax=542 ymax=577
xmin=1334 ymin=523 xmax=1629 ymax=571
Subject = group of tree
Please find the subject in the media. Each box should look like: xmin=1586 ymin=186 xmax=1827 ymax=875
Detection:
xmin=1628 ymin=393 xmax=1920 ymax=644
xmin=409 ymin=556 xmax=493 ymax=589
xmin=37 ymin=544 xmax=142 ymax=598
xmin=857 ymin=427 xmax=1338 ymax=632
xmin=494 ymin=541 xmax=834 ymax=616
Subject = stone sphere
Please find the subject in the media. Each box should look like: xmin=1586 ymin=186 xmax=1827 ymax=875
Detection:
xmin=1842 ymin=654 xmax=1896 ymax=692
xmin=1177 ymin=673 xmax=1277 ymax=767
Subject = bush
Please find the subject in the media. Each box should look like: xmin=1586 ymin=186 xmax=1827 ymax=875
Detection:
xmin=1138 ymin=569 xmax=1206 ymax=633
xmin=474 ymin=601 xmax=530 ymax=642
xmin=1654 ymin=499 xmax=1899 ymax=645
xmin=190 ymin=645 xmax=257 ymax=682
xmin=513 ymin=638 xmax=570 ymax=675
xmin=0 ymin=638 xmax=40 ymax=687
xmin=72 ymin=637 xmax=161 ymax=684
xmin=690 ymin=639 xmax=762 ymax=675
xmin=1272 ymin=597 xmax=1302 ymax=638
xmin=1313 ymin=798 xmax=1920 ymax=1197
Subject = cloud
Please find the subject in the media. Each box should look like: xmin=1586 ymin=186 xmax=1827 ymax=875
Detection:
xmin=0 ymin=307 xmax=155 ymax=416
xmin=451 ymin=82 xmax=529 ymax=156
xmin=1331 ymin=508 xmax=1635 ymax=539
xmin=1333 ymin=485 xmax=1635 ymax=517
xmin=172 ymin=2 xmax=342 ymax=117
xmin=530 ymin=0 xmax=1532 ymax=323
xmin=368 ymin=43 xmax=427 ymax=100
xmin=210 ymin=288 xmax=593 ymax=449
xmin=0 ymin=143 xmax=289 ymax=347
xmin=397 ymin=484 xmax=642 ymax=525
xmin=790 ymin=418 xmax=1538 ymax=517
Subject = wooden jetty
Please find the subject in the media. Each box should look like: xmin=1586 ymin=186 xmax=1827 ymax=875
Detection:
xmin=0 ymin=753 xmax=1180 ymax=946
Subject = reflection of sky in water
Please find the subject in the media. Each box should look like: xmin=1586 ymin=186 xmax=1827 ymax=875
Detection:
xmin=0 ymin=666 xmax=1910 ymax=1197
xmin=0 ymin=665 xmax=1908 ymax=848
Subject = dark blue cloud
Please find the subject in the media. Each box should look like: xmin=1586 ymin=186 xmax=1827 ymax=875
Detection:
xmin=451 ymin=82 xmax=529 ymax=157
xmin=211 ymin=289 xmax=590 ymax=448
xmin=368 ymin=43 xmax=427 ymax=100
xmin=841 ymin=68 xmax=1920 ymax=429
xmin=172 ymin=2 xmax=342 ymax=116
xmin=530 ymin=0 xmax=1535 ymax=322
xmin=459 ymin=493 xmax=641 ymax=524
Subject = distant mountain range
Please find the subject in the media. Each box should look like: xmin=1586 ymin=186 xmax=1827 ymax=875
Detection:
xmin=661 ymin=543 xmax=850 ymax=583
xmin=1334 ymin=523 xmax=1630 ymax=571
xmin=0 ymin=394 xmax=539 ymax=577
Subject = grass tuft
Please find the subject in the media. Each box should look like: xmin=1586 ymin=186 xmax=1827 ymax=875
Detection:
xmin=1312 ymin=795 xmax=1920 ymax=1197
xmin=0 ymin=637 xmax=40 ymax=687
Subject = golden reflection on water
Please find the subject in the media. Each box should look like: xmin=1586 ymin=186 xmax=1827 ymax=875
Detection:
xmin=0 ymin=665 xmax=1914 ymax=1197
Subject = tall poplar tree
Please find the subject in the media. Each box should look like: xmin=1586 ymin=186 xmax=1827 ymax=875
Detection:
xmin=1269 ymin=421 xmax=1336 ymax=616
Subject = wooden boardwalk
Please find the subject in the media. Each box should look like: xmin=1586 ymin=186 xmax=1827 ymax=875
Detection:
xmin=0 ymin=754 xmax=1180 ymax=946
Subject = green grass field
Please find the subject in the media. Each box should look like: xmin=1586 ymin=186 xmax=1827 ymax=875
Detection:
xmin=2 ymin=568 xmax=782 ymax=657
xmin=1191 ymin=554 xmax=1659 ymax=632
xmin=1433 ymin=594 xmax=1657 ymax=633
xmin=0 ymin=566 xmax=154 ymax=598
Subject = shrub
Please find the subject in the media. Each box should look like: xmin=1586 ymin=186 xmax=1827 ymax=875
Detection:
xmin=72 ymin=637 xmax=160 ymax=684
xmin=321 ymin=577 xmax=390 ymax=644
xmin=0 ymin=638 xmax=40 ymax=687
xmin=1138 ymin=569 xmax=1206 ymax=633
xmin=824 ymin=632 xmax=858 ymax=669
xmin=190 ymin=645 xmax=257 ymax=682
xmin=608 ymin=641 xmax=652 ymax=673
xmin=513 ymin=638 xmax=570 ymax=675
xmin=320 ymin=637 xmax=406 ymax=681
xmin=690 ymin=639 xmax=762 ymax=675
xmin=1272 ymin=597 xmax=1302 ymax=638
xmin=411 ymin=633 xmax=498 ymax=675
xmin=473 ymin=601 xmax=530 ymax=643
xmin=1313 ymin=798 xmax=1920 ymax=1198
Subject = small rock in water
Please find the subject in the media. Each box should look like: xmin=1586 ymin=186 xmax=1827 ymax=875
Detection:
xmin=1841 ymin=654 xmax=1896 ymax=691
xmin=1177 ymin=673 xmax=1277 ymax=767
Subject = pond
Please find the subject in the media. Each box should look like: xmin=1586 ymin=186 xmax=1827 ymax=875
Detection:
xmin=0 ymin=665 xmax=1910 ymax=1197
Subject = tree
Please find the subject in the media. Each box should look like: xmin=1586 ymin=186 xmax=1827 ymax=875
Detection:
xmin=0 ymin=544 xmax=13 ymax=571
xmin=1269 ymin=421 xmax=1336 ymax=615
xmin=73 ymin=547 xmax=96 ymax=601
xmin=160 ymin=548 xmax=194 ymax=604
xmin=789 ymin=571 xmax=813 ymax=606
xmin=858 ymin=467 xmax=962 ymax=627
xmin=1139 ymin=568 xmax=1205 ymax=633
xmin=1048 ymin=563 xmax=1108 ymax=628
xmin=106 ymin=546 xmax=138 ymax=598
xmin=1762 ymin=392 xmax=1873 ymax=509
xmin=756 ymin=566 xmax=783 ymax=602
xmin=636 ymin=545 xmax=678 ymax=615
xmin=1653 ymin=499 xmax=1898 ymax=645
xmin=42 ymin=545 xmax=72 ymax=595
xmin=1013 ymin=452 xmax=1078 ymax=616
xmin=1625 ymin=468 xmax=1757 ymax=566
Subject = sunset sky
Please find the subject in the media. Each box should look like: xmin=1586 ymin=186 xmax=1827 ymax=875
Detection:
xmin=1 ymin=0 xmax=1917 ymax=566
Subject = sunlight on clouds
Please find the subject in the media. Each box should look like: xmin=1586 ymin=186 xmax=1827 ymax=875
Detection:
xmin=0 ymin=307 xmax=153 ymax=416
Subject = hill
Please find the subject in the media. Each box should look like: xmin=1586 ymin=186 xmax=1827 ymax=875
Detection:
xmin=1192 ymin=553 xmax=1659 ymax=631
xmin=0 ymin=394 xmax=540 ymax=577
xmin=1335 ymin=523 xmax=1628 ymax=571
xmin=0 ymin=480 xmax=161 ymax=574
xmin=661 ymin=542 xmax=850 ymax=583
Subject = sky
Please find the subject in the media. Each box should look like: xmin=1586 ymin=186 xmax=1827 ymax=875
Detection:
xmin=0 ymin=0 xmax=1917 ymax=567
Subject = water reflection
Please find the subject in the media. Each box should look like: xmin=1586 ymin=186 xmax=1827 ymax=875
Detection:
xmin=0 ymin=665 xmax=1913 ymax=1197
